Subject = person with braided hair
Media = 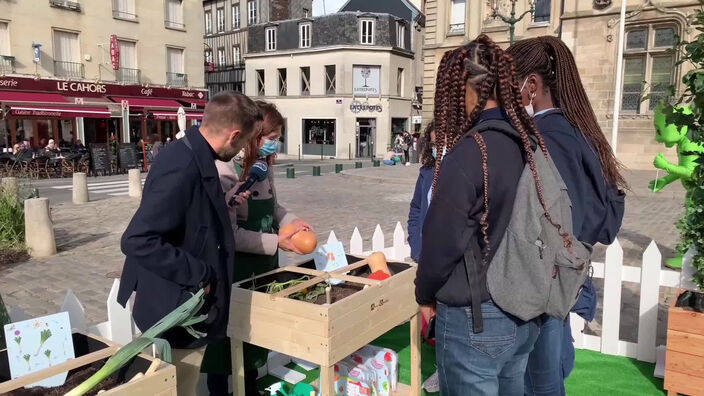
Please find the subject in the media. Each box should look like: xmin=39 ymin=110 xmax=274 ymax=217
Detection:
xmin=415 ymin=34 xmax=557 ymax=395
xmin=507 ymin=36 xmax=626 ymax=396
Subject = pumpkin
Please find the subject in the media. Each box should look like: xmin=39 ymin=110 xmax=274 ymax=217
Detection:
xmin=279 ymin=223 xmax=299 ymax=236
xmin=291 ymin=231 xmax=317 ymax=254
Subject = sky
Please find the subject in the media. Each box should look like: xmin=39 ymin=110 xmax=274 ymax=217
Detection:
xmin=312 ymin=0 xmax=348 ymax=16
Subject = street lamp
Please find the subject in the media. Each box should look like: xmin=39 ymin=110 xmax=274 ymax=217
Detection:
xmin=491 ymin=0 xmax=535 ymax=44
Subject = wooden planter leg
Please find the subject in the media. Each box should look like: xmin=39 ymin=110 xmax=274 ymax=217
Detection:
xmin=410 ymin=312 xmax=422 ymax=396
xmin=230 ymin=338 xmax=246 ymax=396
xmin=321 ymin=364 xmax=335 ymax=396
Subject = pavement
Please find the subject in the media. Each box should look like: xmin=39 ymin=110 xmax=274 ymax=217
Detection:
xmin=0 ymin=163 xmax=687 ymax=346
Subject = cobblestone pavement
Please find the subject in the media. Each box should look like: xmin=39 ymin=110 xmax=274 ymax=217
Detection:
xmin=0 ymin=165 xmax=687 ymax=346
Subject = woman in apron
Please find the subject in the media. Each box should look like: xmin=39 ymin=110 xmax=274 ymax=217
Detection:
xmin=203 ymin=101 xmax=314 ymax=395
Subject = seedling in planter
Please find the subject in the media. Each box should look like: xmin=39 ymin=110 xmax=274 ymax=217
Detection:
xmin=35 ymin=329 xmax=52 ymax=356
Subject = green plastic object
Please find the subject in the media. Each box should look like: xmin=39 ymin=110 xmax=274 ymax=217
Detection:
xmin=268 ymin=381 xmax=316 ymax=396
xmin=286 ymin=168 xmax=296 ymax=179
xmin=313 ymin=166 xmax=321 ymax=176
xmin=649 ymin=104 xmax=704 ymax=269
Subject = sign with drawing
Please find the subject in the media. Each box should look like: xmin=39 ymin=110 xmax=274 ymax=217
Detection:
xmin=353 ymin=65 xmax=381 ymax=96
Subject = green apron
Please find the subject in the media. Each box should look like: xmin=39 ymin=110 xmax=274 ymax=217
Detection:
xmin=201 ymin=164 xmax=279 ymax=375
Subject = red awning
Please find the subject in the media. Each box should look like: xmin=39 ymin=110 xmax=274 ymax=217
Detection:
xmin=0 ymin=91 xmax=68 ymax=104
xmin=152 ymin=111 xmax=203 ymax=120
xmin=110 ymin=96 xmax=182 ymax=108
xmin=9 ymin=105 xmax=112 ymax=119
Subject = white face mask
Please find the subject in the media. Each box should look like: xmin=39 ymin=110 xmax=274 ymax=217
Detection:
xmin=520 ymin=77 xmax=536 ymax=117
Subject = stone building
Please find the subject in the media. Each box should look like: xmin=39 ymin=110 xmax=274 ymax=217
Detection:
xmin=245 ymin=5 xmax=424 ymax=159
xmin=423 ymin=0 xmax=700 ymax=169
xmin=0 ymin=0 xmax=207 ymax=147
xmin=202 ymin=0 xmax=312 ymax=96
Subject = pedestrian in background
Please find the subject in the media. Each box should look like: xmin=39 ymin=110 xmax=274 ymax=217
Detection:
xmin=407 ymin=120 xmax=439 ymax=392
xmin=508 ymin=36 xmax=626 ymax=396
xmin=118 ymin=91 xmax=262 ymax=395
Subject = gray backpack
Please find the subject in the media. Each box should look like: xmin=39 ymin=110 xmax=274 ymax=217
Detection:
xmin=463 ymin=120 xmax=592 ymax=333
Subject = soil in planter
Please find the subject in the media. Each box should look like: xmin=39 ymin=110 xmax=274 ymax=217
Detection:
xmin=6 ymin=358 xmax=124 ymax=396
xmin=299 ymin=282 xmax=364 ymax=305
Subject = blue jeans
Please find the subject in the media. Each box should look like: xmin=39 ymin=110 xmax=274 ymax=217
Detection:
xmin=435 ymin=301 xmax=540 ymax=396
xmin=524 ymin=315 xmax=567 ymax=396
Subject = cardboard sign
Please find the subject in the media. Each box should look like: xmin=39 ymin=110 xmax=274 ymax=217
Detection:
xmin=313 ymin=241 xmax=348 ymax=285
xmin=3 ymin=312 xmax=75 ymax=388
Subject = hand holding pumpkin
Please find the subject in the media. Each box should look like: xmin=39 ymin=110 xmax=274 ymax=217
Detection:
xmin=279 ymin=223 xmax=317 ymax=255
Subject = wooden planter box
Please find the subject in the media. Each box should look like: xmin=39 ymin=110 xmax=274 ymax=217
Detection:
xmin=0 ymin=332 xmax=176 ymax=395
xmin=228 ymin=254 xmax=421 ymax=396
xmin=664 ymin=292 xmax=704 ymax=396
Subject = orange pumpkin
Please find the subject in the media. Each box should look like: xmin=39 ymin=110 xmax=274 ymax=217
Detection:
xmin=279 ymin=223 xmax=299 ymax=236
xmin=291 ymin=231 xmax=317 ymax=254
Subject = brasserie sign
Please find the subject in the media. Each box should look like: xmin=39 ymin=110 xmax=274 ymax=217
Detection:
xmin=349 ymin=100 xmax=382 ymax=114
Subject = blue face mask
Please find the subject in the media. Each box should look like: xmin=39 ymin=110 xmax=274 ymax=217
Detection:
xmin=432 ymin=146 xmax=437 ymax=159
xmin=258 ymin=139 xmax=279 ymax=156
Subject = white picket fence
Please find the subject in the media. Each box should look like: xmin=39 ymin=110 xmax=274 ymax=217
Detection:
xmin=10 ymin=222 xmax=681 ymax=370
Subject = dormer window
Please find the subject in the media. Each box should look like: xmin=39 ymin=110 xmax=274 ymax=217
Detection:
xmin=396 ymin=22 xmax=405 ymax=49
xmin=266 ymin=27 xmax=277 ymax=51
xmin=299 ymin=22 xmax=311 ymax=48
xmin=360 ymin=18 xmax=375 ymax=45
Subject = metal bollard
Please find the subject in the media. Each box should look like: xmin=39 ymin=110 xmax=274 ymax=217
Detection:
xmin=335 ymin=164 xmax=343 ymax=173
xmin=355 ymin=162 xmax=363 ymax=169
xmin=373 ymin=160 xmax=380 ymax=167
xmin=313 ymin=166 xmax=321 ymax=176
xmin=286 ymin=168 xmax=295 ymax=179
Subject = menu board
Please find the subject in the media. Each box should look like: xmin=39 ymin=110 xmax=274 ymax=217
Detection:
xmin=89 ymin=143 xmax=111 ymax=175
xmin=117 ymin=143 xmax=138 ymax=170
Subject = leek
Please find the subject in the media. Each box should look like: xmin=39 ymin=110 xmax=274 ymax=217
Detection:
xmin=65 ymin=289 xmax=208 ymax=396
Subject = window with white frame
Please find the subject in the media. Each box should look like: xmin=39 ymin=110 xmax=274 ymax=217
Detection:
xmin=216 ymin=7 xmax=225 ymax=32
xmin=113 ymin=0 xmax=137 ymax=19
xmin=532 ymin=0 xmax=551 ymax=23
xmin=217 ymin=47 xmax=226 ymax=66
xmin=233 ymin=45 xmax=241 ymax=64
xmin=622 ymin=25 xmax=677 ymax=113
xmin=165 ymin=0 xmax=185 ymax=29
xmin=266 ymin=27 xmax=276 ymax=51
xmin=360 ymin=19 xmax=374 ymax=45
xmin=396 ymin=22 xmax=405 ymax=49
xmin=232 ymin=4 xmax=240 ymax=29
xmin=301 ymin=67 xmax=310 ymax=95
xmin=205 ymin=11 xmax=213 ymax=34
xmin=166 ymin=46 xmax=185 ymax=73
xmin=53 ymin=30 xmax=80 ymax=63
xmin=449 ymin=0 xmax=465 ymax=34
xmin=117 ymin=40 xmax=136 ymax=69
xmin=248 ymin=1 xmax=257 ymax=25
xmin=0 ymin=22 xmax=9 ymax=56
xmin=303 ymin=8 xmax=309 ymax=18
xmin=205 ymin=49 xmax=213 ymax=64
xmin=299 ymin=23 xmax=311 ymax=48
xmin=278 ymin=68 xmax=287 ymax=96
xmin=256 ymin=69 xmax=265 ymax=96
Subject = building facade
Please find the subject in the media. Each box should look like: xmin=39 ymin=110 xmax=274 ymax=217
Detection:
xmin=245 ymin=9 xmax=424 ymax=159
xmin=423 ymin=0 xmax=699 ymax=169
xmin=0 ymin=0 xmax=207 ymax=149
xmin=202 ymin=0 xmax=312 ymax=97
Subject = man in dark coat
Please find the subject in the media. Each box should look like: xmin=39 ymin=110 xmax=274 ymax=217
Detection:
xmin=117 ymin=91 xmax=262 ymax=395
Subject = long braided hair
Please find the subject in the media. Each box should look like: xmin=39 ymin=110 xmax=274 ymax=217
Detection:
xmin=507 ymin=36 xmax=628 ymax=190
xmin=432 ymin=35 xmax=571 ymax=260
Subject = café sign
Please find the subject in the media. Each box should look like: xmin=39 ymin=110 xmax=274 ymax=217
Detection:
xmin=0 ymin=76 xmax=207 ymax=100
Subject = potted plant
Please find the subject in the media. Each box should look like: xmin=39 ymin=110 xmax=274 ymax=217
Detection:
xmin=660 ymin=6 xmax=704 ymax=395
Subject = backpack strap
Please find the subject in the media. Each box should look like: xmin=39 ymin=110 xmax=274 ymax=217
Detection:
xmin=182 ymin=135 xmax=193 ymax=150
xmin=464 ymin=237 xmax=485 ymax=333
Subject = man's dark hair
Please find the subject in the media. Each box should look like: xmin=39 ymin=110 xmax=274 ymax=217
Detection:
xmin=203 ymin=91 xmax=262 ymax=137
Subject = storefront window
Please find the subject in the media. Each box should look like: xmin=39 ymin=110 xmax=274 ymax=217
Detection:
xmin=302 ymin=119 xmax=335 ymax=156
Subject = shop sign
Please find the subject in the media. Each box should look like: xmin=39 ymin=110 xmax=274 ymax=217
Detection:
xmin=353 ymin=65 xmax=380 ymax=96
xmin=32 ymin=43 xmax=41 ymax=63
xmin=412 ymin=116 xmax=422 ymax=124
xmin=0 ymin=76 xmax=207 ymax=100
xmin=350 ymin=100 xmax=382 ymax=114
xmin=109 ymin=35 xmax=120 ymax=71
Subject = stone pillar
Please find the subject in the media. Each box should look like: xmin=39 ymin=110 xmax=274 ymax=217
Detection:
xmin=24 ymin=198 xmax=56 ymax=257
xmin=72 ymin=172 xmax=89 ymax=204
xmin=128 ymin=169 xmax=142 ymax=198
xmin=1 ymin=177 xmax=19 ymax=200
